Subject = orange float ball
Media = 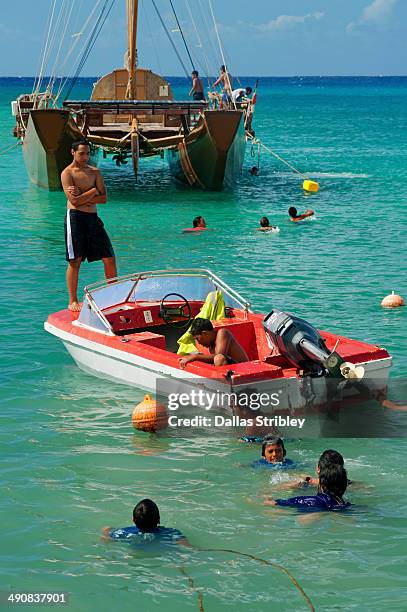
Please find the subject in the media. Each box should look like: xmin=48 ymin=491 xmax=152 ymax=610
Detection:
xmin=381 ymin=291 xmax=405 ymax=308
xmin=132 ymin=394 xmax=168 ymax=432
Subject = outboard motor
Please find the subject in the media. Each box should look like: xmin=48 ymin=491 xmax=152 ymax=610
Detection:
xmin=263 ymin=309 xmax=346 ymax=377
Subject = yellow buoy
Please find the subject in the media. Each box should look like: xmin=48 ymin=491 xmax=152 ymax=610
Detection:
xmin=132 ymin=395 xmax=168 ymax=432
xmin=380 ymin=291 xmax=405 ymax=308
xmin=303 ymin=179 xmax=319 ymax=193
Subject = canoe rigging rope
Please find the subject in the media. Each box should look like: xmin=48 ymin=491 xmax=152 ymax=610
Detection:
xmin=246 ymin=132 xmax=308 ymax=180
xmin=184 ymin=0 xmax=212 ymax=87
xmin=169 ymin=0 xmax=195 ymax=71
xmin=54 ymin=0 xmax=104 ymax=103
xmin=141 ymin=0 xmax=164 ymax=76
xmin=151 ymin=0 xmax=190 ymax=79
xmin=63 ymin=0 xmax=116 ymax=102
xmin=47 ymin=0 xmax=76 ymax=94
xmin=179 ymin=547 xmax=315 ymax=611
xmin=197 ymin=0 xmax=221 ymax=72
xmin=207 ymin=0 xmax=236 ymax=109
xmin=0 ymin=142 xmax=21 ymax=156
xmin=33 ymin=0 xmax=57 ymax=95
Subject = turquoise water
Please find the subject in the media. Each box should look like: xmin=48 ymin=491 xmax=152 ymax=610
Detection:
xmin=1 ymin=77 xmax=406 ymax=610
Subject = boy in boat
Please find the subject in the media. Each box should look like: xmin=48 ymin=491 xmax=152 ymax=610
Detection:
xmin=189 ymin=70 xmax=205 ymax=101
xmin=257 ymin=216 xmax=278 ymax=232
xmin=212 ymin=65 xmax=233 ymax=107
xmin=288 ymin=206 xmax=314 ymax=222
xmin=179 ymin=318 xmax=248 ymax=368
xmin=102 ymin=498 xmax=189 ymax=547
xmin=61 ymin=140 xmax=116 ymax=312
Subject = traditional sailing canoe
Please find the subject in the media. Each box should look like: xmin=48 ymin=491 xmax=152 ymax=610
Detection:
xmin=11 ymin=1 xmax=252 ymax=192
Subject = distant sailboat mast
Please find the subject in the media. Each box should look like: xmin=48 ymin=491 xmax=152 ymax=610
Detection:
xmin=126 ymin=0 xmax=139 ymax=99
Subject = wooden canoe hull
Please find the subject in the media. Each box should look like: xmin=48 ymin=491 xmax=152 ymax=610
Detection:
xmin=166 ymin=110 xmax=246 ymax=190
xmin=22 ymin=109 xmax=97 ymax=190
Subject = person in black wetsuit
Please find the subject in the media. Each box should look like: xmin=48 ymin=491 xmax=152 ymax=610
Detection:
xmin=102 ymin=499 xmax=189 ymax=546
xmin=265 ymin=460 xmax=350 ymax=511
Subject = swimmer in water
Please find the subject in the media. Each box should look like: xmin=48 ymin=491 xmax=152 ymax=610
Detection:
xmin=182 ymin=216 xmax=207 ymax=233
xmin=288 ymin=206 xmax=314 ymax=222
xmin=257 ymin=216 xmax=279 ymax=232
xmin=249 ymin=166 xmax=259 ymax=176
xmin=277 ymin=449 xmax=353 ymax=490
xmin=265 ymin=458 xmax=351 ymax=511
xmin=252 ymin=436 xmax=295 ymax=469
xmin=102 ymin=498 xmax=189 ymax=546
xmin=193 ymin=215 xmax=206 ymax=229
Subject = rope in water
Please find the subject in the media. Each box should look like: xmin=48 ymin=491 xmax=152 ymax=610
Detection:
xmin=246 ymin=132 xmax=308 ymax=180
xmin=0 ymin=142 xmax=21 ymax=156
xmin=179 ymin=567 xmax=204 ymax=612
xmin=180 ymin=547 xmax=315 ymax=611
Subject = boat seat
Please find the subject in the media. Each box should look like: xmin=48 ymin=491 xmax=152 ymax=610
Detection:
xmin=119 ymin=331 xmax=166 ymax=350
xmin=212 ymin=320 xmax=259 ymax=360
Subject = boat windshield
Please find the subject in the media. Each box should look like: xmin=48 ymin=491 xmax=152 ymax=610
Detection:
xmin=76 ymin=270 xmax=249 ymax=333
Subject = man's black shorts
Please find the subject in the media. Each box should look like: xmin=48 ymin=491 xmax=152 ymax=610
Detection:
xmin=65 ymin=209 xmax=115 ymax=262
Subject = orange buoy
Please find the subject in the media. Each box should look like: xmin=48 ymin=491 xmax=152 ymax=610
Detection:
xmin=132 ymin=395 xmax=168 ymax=432
xmin=381 ymin=291 xmax=405 ymax=308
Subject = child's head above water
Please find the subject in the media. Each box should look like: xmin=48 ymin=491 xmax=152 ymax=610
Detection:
xmin=288 ymin=207 xmax=297 ymax=218
xmin=318 ymin=449 xmax=344 ymax=469
xmin=318 ymin=461 xmax=348 ymax=501
xmin=260 ymin=216 xmax=270 ymax=227
xmin=133 ymin=499 xmax=160 ymax=531
xmin=261 ymin=435 xmax=286 ymax=463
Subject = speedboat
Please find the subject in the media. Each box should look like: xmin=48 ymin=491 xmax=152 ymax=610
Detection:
xmin=45 ymin=269 xmax=391 ymax=414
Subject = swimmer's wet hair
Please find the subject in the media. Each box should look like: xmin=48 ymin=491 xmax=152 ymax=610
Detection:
xmin=71 ymin=139 xmax=90 ymax=151
xmin=193 ymin=215 xmax=203 ymax=227
xmin=133 ymin=499 xmax=160 ymax=530
xmin=261 ymin=435 xmax=286 ymax=457
xmin=318 ymin=462 xmax=348 ymax=501
xmin=318 ymin=449 xmax=344 ymax=468
xmin=191 ymin=317 xmax=214 ymax=336
xmin=288 ymin=207 xmax=297 ymax=217
xmin=260 ymin=216 xmax=270 ymax=227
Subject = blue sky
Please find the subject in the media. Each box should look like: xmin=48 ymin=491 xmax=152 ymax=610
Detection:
xmin=0 ymin=0 xmax=406 ymax=76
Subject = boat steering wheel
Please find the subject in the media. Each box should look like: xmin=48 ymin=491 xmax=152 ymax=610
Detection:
xmin=159 ymin=293 xmax=192 ymax=329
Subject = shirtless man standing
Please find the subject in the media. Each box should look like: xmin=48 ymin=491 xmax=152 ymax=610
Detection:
xmin=189 ymin=70 xmax=205 ymax=101
xmin=179 ymin=318 xmax=248 ymax=368
xmin=61 ymin=140 xmax=117 ymax=311
xmin=212 ymin=65 xmax=233 ymax=107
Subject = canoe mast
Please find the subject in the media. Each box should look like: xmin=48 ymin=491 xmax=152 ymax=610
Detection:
xmin=126 ymin=0 xmax=138 ymax=100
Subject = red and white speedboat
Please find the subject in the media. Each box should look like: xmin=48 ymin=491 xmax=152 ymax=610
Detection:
xmin=45 ymin=269 xmax=391 ymax=414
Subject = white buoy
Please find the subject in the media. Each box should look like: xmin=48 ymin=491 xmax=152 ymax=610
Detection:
xmin=381 ymin=291 xmax=405 ymax=308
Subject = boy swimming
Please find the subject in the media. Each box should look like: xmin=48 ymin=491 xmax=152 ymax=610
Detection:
xmin=252 ymin=436 xmax=295 ymax=469
xmin=103 ymin=498 xmax=189 ymax=546
xmin=288 ymin=207 xmax=314 ymax=222
xmin=257 ymin=216 xmax=279 ymax=232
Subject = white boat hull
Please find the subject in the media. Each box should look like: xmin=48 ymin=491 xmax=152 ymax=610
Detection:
xmin=46 ymin=322 xmax=392 ymax=416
